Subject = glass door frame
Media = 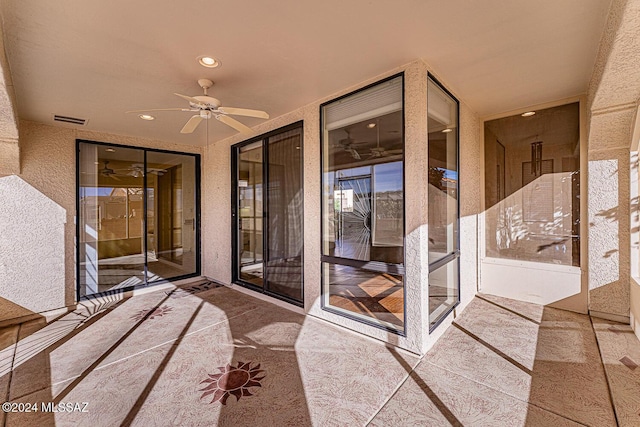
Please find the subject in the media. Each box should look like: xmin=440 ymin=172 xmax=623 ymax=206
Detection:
xmin=230 ymin=121 xmax=304 ymax=307
xmin=75 ymin=139 xmax=201 ymax=300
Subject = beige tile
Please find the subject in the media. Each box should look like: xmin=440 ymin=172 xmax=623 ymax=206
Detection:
xmin=0 ymin=325 xmax=19 ymax=427
xmin=8 ymin=286 xmax=259 ymax=400
xmin=592 ymin=317 xmax=640 ymax=427
xmin=440 ymin=298 xmax=616 ymax=426
xmin=476 ymin=293 xmax=545 ymax=323
xmin=370 ymin=361 xmax=583 ymax=427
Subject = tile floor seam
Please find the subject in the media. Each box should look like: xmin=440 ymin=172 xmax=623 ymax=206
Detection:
xmin=5 ymin=306 xmax=261 ymax=403
xmin=421 ymin=359 xmax=593 ymax=427
xmin=93 ymin=306 xmax=261 ymax=372
xmin=363 ymin=366 xmax=415 ymax=426
xmin=2 ymin=325 xmax=20 ymax=427
xmin=590 ymin=316 xmax=622 ymax=427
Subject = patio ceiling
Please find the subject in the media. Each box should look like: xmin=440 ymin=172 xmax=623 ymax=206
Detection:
xmin=0 ymin=0 xmax=612 ymax=146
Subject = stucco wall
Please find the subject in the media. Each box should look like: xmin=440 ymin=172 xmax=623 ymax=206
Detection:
xmin=586 ymin=0 xmax=640 ymax=320
xmin=0 ymin=120 xmax=202 ymax=323
xmin=203 ymin=60 xmax=482 ymax=354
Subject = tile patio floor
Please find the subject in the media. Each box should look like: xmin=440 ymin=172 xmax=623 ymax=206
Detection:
xmin=0 ymin=280 xmax=638 ymax=426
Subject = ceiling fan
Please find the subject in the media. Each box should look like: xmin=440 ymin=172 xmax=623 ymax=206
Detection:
xmin=127 ymin=79 xmax=269 ymax=134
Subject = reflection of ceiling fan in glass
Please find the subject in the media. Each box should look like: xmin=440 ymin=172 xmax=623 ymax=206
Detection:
xmin=95 ymin=161 xmax=166 ymax=179
xmin=337 ymin=129 xmax=363 ymax=159
xmin=367 ymin=119 xmax=402 ymax=158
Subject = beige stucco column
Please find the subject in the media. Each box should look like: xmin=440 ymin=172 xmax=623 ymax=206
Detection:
xmin=587 ymin=0 xmax=640 ymax=321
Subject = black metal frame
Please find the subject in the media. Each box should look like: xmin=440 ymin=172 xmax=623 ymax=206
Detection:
xmin=319 ymin=73 xmax=407 ymax=336
xmin=75 ymin=139 xmax=202 ymax=300
xmin=427 ymin=73 xmax=462 ymax=332
xmin=230 ymin=121 xmax=305 ymax=307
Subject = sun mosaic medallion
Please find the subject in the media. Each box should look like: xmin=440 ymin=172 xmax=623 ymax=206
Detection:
xmin=130 ymin=304 xmax=174 ymax=321
xmin=199 ymin=362 xmax=265 ymax=405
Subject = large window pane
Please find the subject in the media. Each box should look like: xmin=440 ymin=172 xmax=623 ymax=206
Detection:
xmin=483 ymin=102 xmax=580 ymax=266
xmin=427 ymin=76 xmax=460 ymax=328
xmin=266 ymin=127 xmax=303 ymax=301
xmin=321 ymin=75 xmax=405 ymax=332
xmin=79 ymin=143 xmax=145 ymax=296
xmin=146 ymin=151 xmax=198 ymax=282
xmin=238 ymin=141 xmax=264 ymax=286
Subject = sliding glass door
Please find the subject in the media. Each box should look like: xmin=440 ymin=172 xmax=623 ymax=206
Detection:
xmin=232 ymin=123 xmax=304 ymax=305
xmin=77 ymin=141 xmax=200 ymax=297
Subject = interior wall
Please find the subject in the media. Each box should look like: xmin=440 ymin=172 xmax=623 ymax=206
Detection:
xmin=0 ymin=120 xmax=202 ymax=324
xmin=203 ymin=60 xmax=482 ymax=354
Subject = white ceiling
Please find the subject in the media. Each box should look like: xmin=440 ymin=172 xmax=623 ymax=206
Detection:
xmin=0 ymin=0 xmax=612 ymax=146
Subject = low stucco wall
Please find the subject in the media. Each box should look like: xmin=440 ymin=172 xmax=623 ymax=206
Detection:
xmin=0 ymin=121 xmax=202 ymax=324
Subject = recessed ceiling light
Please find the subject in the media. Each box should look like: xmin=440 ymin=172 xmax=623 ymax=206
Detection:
xmin=197 ymin=55 xmax=221 ymax=68
xmin=442 ymin=128 xmax=453 ymax=133
xmin=105 ymin=148 xmax=115 ymax=152
xmin=367 ymin=123 xmax=376 ymax=128
xmin=522 ymin=111 xmax=536 ymax=117
xmin=138 ymin=114 xmax=155 ymax=121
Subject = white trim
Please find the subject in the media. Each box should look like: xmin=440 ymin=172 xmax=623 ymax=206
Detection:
xmin=589 ymin=310 xmax=630 ymax=324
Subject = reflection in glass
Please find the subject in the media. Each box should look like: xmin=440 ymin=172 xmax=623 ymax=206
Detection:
xmin=323 ymin=263 xmax=404 ymax=329
xmin=483 ymin=102 xmax=580 ymax=266
xmin=321 ymin=75 xmax=405 ymax=332
xmin=238 ymin=141 xmax=264 ymax=286
xmin=79 ymin=143 xmax=145 ymax=296
xmin=428 ymin=258 xmax=459 ymax=327
xmin=78 ymin=142 xmax=199 ymax=297
xmin=427 ymin=77 xmax=460 ymax=327
xmin=233 ymin=124 xmax=304 ymax=304
xmin=146 ymin=151 xmax=198 ymax=281
xmin=265 ymin=128 xmax=304 ymax=302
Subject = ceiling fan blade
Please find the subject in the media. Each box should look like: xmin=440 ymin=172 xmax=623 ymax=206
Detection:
xmin=126 ymin=108 xmax=193 ymax=113
xmin=174 ymin=93 xmax=205 ymax=105
xmin=217 ymin=115 xmax=253 ymax=134
xmin=180 ymin=115 xmax=204 ymax=134
xmin=217 ymin=107 xmax=269 ymax=119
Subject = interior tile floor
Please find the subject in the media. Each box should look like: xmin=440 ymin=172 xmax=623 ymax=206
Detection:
xmin=0 ymin=282 xmax=638 ymax=426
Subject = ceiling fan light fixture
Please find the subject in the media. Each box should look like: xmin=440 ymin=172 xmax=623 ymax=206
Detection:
xmin=138 ymin=114 xmax=155 ymax=121
xmin=197 ymin=56 xmax=221 ymax=68
xmin=367 ymin=123 xmax=376 ymax=128
xmin=522 ymin=111 xmax=536 ymax=117
xmin=105 ymin=148 xmax=115 ymax=152
xmin=442 ymin=128 xmax=453 ymax=133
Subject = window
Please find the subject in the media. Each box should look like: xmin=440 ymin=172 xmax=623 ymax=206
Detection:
xmin=321 ymin=75 xmax=405 ymax=333
xmin=427 ymin=75 xmax=460 ymax=329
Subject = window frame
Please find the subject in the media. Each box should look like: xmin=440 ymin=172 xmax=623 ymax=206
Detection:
xmin=427 ymin=73 xmax=461 ymax=332
xmin=319 ymin=73 xmax=407 ymax=335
